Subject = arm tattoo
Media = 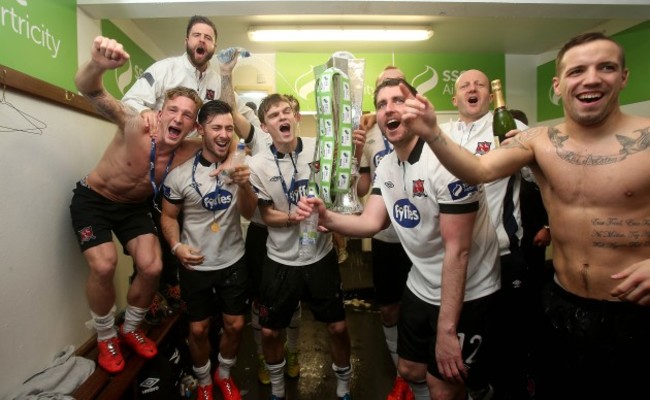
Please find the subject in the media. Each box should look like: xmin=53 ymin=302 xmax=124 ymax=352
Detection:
xmin=123 ymin=105 xmax=141 ymax=132
xmin=427 ymin=133 xmax=448 ymax=147
xmin=86 ymin=89 xmax=127 ymax=125
xmin=550 ymin=126 xmax=650 ymax=166
xmin=500 ymin=137 xmax=527 ymax=150
xmin=220 ymin=75 xmax=236 ymax=108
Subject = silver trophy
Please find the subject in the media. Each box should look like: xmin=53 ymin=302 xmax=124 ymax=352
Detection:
xmin=326 ymin=52 xmax=365 ymax=214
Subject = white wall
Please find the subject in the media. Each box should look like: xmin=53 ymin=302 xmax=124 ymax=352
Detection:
xmin=0 ymin=9 xmax=128 ymax=396
xmin=506 ymin=54 xmax=538 ymax=125
xmin=0 ymin=89 xmax=115 ymax=392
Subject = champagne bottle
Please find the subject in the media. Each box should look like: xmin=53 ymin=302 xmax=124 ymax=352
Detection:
xmin=491 ymin=79 xmax=517 ymax=148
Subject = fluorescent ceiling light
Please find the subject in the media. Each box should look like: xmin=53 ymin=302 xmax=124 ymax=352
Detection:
xmin=248 ymin=26 xmax=433 ymax=42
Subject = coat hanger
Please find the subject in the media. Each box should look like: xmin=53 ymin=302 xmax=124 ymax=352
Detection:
xmin=0 ymin=69 xmax=47 ymax=135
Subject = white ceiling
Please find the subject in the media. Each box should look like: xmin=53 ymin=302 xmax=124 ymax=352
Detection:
xmin=77 ymin=0 xmax=650 ymax=57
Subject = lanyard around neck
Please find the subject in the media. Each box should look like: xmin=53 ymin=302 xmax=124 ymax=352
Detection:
xmin=150 ymin=138 xmax=175 ymax=211
xmin=191 ymin=150 xmax=223 ymax=211
xmin=381 ymin=133 xmax=392 ymax=155
xmin=271 ymin=146 xmax=298 ymax=209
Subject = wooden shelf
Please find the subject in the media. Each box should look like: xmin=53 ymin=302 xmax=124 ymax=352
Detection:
xmin=0 ymin=64 xmax=104 ymax=120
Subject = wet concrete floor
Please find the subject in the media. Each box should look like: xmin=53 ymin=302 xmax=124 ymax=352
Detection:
xmin=220 ymin=240 xmax=396 ymax=399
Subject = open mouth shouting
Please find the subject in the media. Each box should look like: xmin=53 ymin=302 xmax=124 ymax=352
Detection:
xmin=188 ymin=44 xmax=212 ymax=67
xmin=467 ymin=95 xmax=479 ymax=104
xmin=279 ymin=122 xmax=292 ymax=137
xmin=167 ymin=125 xmax=182 ymax=140
xmin=385 ymin=118 xmax=402 ymax=132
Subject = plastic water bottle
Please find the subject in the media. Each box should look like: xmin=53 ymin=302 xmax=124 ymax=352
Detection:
xmin=217 ymin=47 xmax=251 ymax=63
xmin=232 ymin=138 xmax=247 ymax=167
xmin=298 ymin=191 xmax=319 ymax=261
xmin=221 ymin=139 xmax=246 ymax=181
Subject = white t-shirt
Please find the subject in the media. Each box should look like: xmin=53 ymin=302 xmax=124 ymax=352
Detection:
xmin=163 ymin=151 xmax=245 ymax=271
xmin=122 ymin=53 xmax=259 ymax=127
xmin=373 ymin=139 xmax=501 ymax=305
xmin=243 ymin=126 xmax=273 ymax=226
xmin=248 ymin=137 xmax=333 ymax=266
xmin=439 ymin=112 xmax=527 ymax=256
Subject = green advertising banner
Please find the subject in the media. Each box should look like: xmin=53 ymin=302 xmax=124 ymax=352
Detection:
xmin=101 ymin=20 xmax=155 ymax=100
xmin=537 ymin=21 xmax=650 ymax=122
xmin=0 ymin=0 xmax=77 ymax=91
xmin=536 ymin=60 xmax=562 ymax=121
xmin=276 ymin=52 xmax=505 ymax=113
xmin=614 ymin=21 xmax=650 ymax=106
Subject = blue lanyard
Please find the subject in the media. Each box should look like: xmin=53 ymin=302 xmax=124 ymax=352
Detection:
xmin=382 ymin=134 xmax=393 ymax=154
xmin=149 ymin=138 xmax=175 ymax=212
xmin=191 ymin=150 xmax=223 ymax=211
xmin=271 ymin=146 xmax=298 ymax=209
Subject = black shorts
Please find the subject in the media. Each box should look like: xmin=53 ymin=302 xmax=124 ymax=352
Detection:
xmin=179 ymin=256 xmax=250 ymax=322
xmin=398 ymin=287 xmax=498 ymax=390
xmin=69 ymin=182 xmax=157 ymax=252
xmin=258 ymin=249 xmax=345 ymax=329
xmin=245 ymin=222 xmax=268 ymax=298
xmin=536 ymin=280 xmax=650 ymax=399
xmin=371 ymin=238 xmax=412 ymax=305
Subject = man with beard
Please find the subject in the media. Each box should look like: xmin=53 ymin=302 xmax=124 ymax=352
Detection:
xmin=398 ymin=32 xmax=650 ymax=399
xmin=358 ymin=66 xmax=421 ymax=400
xmin=122 ymin=15 xmax=258 ymax=322
xmin=70 ymin=36 xmax=203 ymax=374
xmin=123 ymin=15 xmax=258 ymax=130
xmin=160 ymin=100 xmax=257 ymax=400
xmin=295 ymin=79 xmax=500 ymax=400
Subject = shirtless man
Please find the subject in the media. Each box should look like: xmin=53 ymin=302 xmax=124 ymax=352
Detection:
xmin=398 ymin=32 xmax=650 ymax=399
xmin=70 ymin=36 xmax=203 ymax=374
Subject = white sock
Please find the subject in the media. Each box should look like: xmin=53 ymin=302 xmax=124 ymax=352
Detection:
xmin=91 ymin=310 xmax=117 ymax=341
xmin=251 ymin=303 xmax=263 ymax=355
xmin=266 ymin=359 xmax=286 ymax=397
xmin=217 ymin=352 xmax=237 ymax=380
xmin=286 ymin=303 xmax=301 ymax=352
xmin=122 ymin=304 xmax=147 ymax=333
xmin=193 ymin=360 xmax=212 ymax=386
xmin=382 ymin=324 xmax=399 ymax=367
xmin=332 ymin=363 xmax=352 ymax=398
xmin=409 ymin=380 xmax=430 ymax=400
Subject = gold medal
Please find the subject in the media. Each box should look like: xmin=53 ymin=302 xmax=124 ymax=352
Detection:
xmin=211 ymin=221 xmax=220 ymax=232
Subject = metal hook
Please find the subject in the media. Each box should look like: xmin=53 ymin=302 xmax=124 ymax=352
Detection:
xmin=65 ymin=91 xmax=74 ymax=101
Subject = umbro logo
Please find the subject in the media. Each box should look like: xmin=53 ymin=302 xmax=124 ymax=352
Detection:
xmin=140 ymin=378 xmax=160 ymax=389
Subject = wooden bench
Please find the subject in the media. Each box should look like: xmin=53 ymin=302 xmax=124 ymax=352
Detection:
xmin=72 ymin=311 xmax=181 ymax=400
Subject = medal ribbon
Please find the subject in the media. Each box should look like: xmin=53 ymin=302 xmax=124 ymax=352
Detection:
xmin=149 ymin=138 xmax=175 ymax=212
xmin=271 ymin=145 xmax=298 ymax=210
xmin=190 ymin=150 xmax=223 ymax=211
